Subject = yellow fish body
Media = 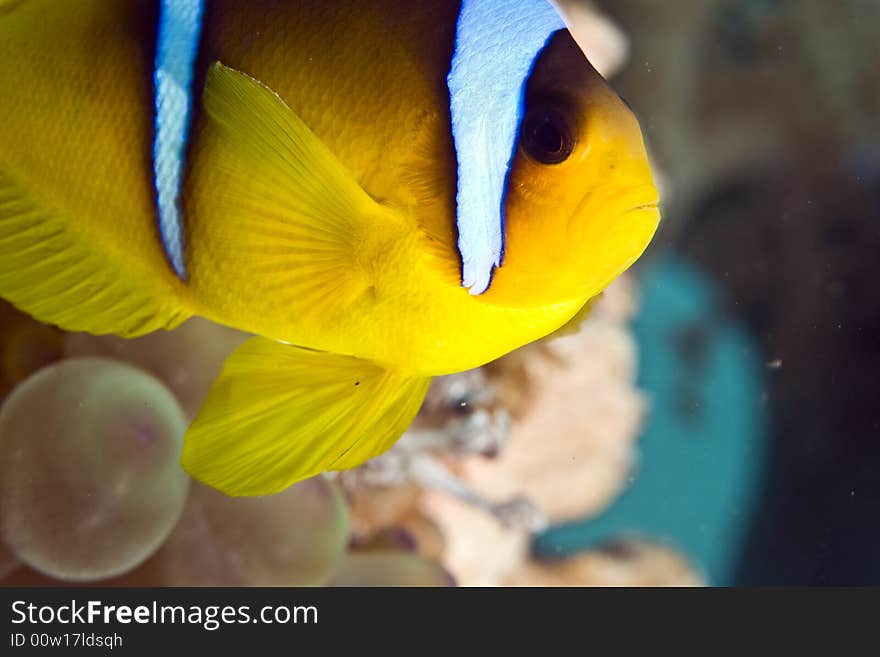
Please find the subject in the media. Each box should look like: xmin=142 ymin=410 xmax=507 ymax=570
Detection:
xmin=0 ymin=0 xmax=660 ymax=495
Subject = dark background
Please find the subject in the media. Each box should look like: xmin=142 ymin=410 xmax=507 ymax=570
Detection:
xmin=607 ymin=0 xmax=880 ymax=584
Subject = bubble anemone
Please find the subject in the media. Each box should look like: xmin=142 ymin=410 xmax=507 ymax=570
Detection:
xmin=65 ymin=318 xmax=248 ymax=419
xmin=122 ymin=477 xmax=349 ymax=586
xmin=0 ymin=301 xmax=64 ymax=400
xmin=0 ymin=541 xmax=18 ymax=579
xmin=0 ymin=358 xmax=189 ymax=581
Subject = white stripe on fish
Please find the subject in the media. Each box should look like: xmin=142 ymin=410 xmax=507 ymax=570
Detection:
xmin=153 ymin=0 xmax=204 ymax=280
xmin=447 ymin=0 xmax=565 ymax=295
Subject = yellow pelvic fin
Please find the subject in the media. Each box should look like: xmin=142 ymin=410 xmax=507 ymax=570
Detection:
xmin=0 ymin=171 xmax=189 ymax=336
xmin=192 ymin=63 xmax=406 ymax=327
xmin=180 ymin=337 xmax=431 ymax=496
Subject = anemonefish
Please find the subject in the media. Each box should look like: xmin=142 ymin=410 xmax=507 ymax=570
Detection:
xmin=0 ymin=0 xmax=660 ymax=495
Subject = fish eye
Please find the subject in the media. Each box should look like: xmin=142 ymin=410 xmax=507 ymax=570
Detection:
xmin=520 ymin=103 xmax=575 ymax=165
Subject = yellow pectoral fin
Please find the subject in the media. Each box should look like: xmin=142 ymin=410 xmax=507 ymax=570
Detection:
xmin=190 ymin=63 xmax=407 ymax=328
xmin=0 ymin=171 xmax=189 ymax=336
xmin=180 ymin=337 xmax=431 ymax=497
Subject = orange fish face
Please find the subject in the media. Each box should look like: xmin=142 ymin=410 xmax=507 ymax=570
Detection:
xmin=488 ymin=30 xmax=660 ymax=307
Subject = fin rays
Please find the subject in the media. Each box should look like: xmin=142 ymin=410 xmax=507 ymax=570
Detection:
xmin=0 ymin=170 xmax=189 ymax=336
xmin=181 ymin=337 xmax=431 ymax=496
xmin=193 ymin=63 xmax=411 ymax=325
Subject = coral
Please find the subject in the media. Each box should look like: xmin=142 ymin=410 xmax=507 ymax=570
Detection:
xmin=413 ymin=277 xmax=651 ymax=585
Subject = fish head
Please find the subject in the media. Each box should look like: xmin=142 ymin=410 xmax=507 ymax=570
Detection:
xmin=488 ymin=29 xmax=660 ymax=307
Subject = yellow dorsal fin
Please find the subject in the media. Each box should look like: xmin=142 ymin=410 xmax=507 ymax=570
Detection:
xmin=188 ymin=64 xmax=409 ymax=331
xmin=181 ymin=337 xmax=431 ymax=496
xmin=0 ymin=170 xmax=189 ymax=336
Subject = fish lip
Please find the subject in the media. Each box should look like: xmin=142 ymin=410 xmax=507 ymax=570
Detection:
xmin=572 ymin=182 xmax=659 ymax=215
xmin=568 ymin=188 xmax=659 ymax=235
xmin=629 ymin=201 xmax=660 ymax=212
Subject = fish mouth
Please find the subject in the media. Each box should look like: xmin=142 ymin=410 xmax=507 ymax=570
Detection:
xmin=621 ymin=182 xmax=661 ymax=214
xmin=569 ymin=184 xmax=659 ymax=232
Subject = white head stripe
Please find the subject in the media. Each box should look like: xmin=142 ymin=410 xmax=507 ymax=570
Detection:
xmin=153 ymin=0 xmax=204 ymax=280
xmin=447 ymin=0 xmax=565 ymax=295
